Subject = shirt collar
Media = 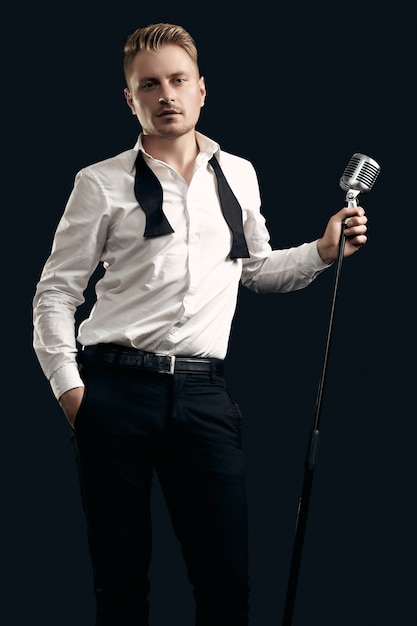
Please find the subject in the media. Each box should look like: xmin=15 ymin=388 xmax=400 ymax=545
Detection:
xmin=129 ymin=131 xmax=221 ymax=172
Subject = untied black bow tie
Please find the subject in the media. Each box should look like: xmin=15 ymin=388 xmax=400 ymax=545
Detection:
xmin=134 ymin=151 xmax=250 ymax=259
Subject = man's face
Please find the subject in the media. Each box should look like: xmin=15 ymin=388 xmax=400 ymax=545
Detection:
xmin=124 ymin=44 xmax=206 ymax=139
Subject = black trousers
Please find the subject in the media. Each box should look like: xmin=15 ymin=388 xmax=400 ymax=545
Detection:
xmin=72 ymin=352 xmax=249 ymax=626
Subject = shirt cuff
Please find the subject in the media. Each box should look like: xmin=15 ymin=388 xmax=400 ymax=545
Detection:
xmin=306 ymin=240 xmax=331 ymax=271
xmin=49 ymin=363 xmax=85 ymax=401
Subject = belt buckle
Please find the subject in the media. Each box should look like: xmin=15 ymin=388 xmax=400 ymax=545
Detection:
xmin=156 ymin=354 xmax=176 ymax=375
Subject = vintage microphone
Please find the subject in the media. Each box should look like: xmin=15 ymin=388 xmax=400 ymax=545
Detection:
xmin=340 ymin=153 xmax=381 ymax=206
xmin=282 ymin=153 xmax=381 ymax=626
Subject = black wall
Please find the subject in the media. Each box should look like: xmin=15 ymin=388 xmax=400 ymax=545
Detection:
xmin=3 ymin=2 xmax=416 ymax=625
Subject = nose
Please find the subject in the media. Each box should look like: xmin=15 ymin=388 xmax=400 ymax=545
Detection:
xmin=159 ymin=95 xmax=174 ymax=104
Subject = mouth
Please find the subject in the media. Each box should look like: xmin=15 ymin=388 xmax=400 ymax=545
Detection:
xmin=157 ymin=108 xmax=180 ymax=117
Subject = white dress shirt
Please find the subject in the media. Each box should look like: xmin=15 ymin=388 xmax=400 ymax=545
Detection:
xmin=33 ymin=132 xmax=329 ymax=400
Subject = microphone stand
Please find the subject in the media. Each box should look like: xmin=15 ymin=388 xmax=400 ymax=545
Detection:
xmin=281 ymin=189 xmax=360 ymax=626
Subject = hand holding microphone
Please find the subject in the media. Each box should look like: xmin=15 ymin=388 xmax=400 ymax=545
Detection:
xmin=317 ymin=152 xmax=381 ymax=264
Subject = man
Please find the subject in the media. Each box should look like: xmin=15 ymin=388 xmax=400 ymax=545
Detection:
xmin=32 ymin=22 xmax=368 ymax=626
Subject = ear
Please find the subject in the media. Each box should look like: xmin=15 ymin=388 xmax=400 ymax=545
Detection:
xmin=124 ymin=88 xmax=136 ymax=115
xmin=199 ymin=76 xmax=206 ymax=107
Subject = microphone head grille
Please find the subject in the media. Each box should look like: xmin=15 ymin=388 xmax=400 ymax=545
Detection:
xmin=340 ymin=153 xmax=381 ymax=193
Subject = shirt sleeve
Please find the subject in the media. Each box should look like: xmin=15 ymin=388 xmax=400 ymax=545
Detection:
xmin=32 ymin=168 xmax=110 ymax=400
xmin=242 ymin=239 xmax=329 ymax=293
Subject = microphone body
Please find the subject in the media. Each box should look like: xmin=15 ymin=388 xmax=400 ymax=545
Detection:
xmin=340 ymin=153 xmax=381 ymax=207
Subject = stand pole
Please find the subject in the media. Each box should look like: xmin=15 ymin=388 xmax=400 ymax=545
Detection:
xmin=282 ymin=192 xmax=359 ymax=626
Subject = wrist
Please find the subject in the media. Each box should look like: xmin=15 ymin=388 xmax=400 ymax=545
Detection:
xmin=316 ymin=239 xmax=334 ymax=265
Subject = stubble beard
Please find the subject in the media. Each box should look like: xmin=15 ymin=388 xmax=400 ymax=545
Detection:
xmin=143 ymin=117 xmax=196 ymax=140
xmin=157 ymin=122 xmax=195 ymax=139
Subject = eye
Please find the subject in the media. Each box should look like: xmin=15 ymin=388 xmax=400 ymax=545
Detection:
xmin=140 ymin=80 xmax=156 ymax=90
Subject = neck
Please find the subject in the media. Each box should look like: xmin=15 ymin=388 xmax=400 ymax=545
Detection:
xmin=142 ymin=132 xmax=199 ymax=184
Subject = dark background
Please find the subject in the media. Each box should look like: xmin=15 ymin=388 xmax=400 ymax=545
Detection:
xmin=3 ymin=2 xmax=416 ymax=625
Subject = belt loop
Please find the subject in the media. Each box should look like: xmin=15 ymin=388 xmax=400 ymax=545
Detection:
xmin=114 ymin=344 xmax=122 ymax=367
xmin=210 ymin=360 xmax=217 ymax=383
xmin=106 ymin=343 xmax=123 ymax=367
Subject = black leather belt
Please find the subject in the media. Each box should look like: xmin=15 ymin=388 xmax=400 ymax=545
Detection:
xmin=78 ymin=343 xmax=224 ymax=376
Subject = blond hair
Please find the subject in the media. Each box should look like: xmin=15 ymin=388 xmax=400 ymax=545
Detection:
xmin=123 ymin=23 xmax=199 ymax=83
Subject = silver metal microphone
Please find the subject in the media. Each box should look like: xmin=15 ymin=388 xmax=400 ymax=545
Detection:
xmin=340 ymin=153 xmax=381 ymax=207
